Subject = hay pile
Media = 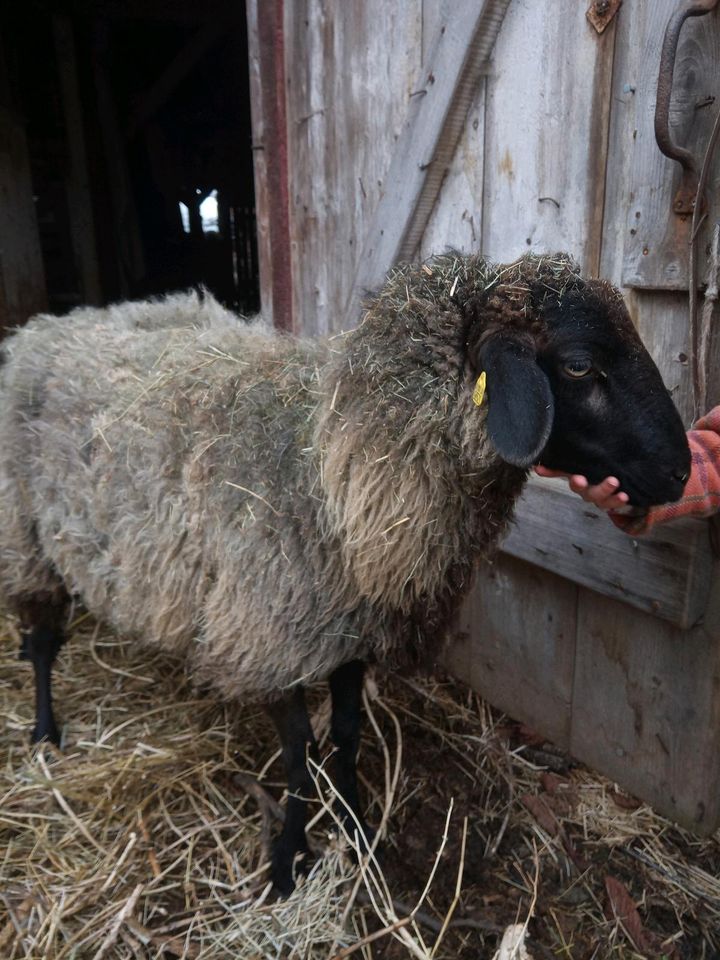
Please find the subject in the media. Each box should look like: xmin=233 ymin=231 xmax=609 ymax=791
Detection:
xmin=1 ymin=611 xmax=719 ymax=959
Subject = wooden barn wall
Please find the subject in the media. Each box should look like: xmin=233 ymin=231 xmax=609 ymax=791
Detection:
xmin=261 ymin=0 xmax=720 ymax=829
xmin=445 ymin=0 xmax=720 ymax=831
xmin=283 ymin=0 xmax=422 ymax=336
xmin=573 ymin=0 xmax=720 ymax=829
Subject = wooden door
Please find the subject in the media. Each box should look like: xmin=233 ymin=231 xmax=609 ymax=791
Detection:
xmin=247 ymin=0 xmax=720 ymax=830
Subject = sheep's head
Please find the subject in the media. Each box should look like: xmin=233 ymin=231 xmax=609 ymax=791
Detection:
xmin=464 ymin=256 xmax=690 ymax=508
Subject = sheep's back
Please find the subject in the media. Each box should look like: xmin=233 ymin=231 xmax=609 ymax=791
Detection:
xmin=0 ymin=293 xmax=364 ymax=696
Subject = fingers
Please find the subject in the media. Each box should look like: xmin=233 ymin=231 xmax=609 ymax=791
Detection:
xmin=572 ymin=476 xmax=629 ymax=511
xmin=534 ymin=465 xmax=571 ymax=479
xmin=534 ymin=467 xmax=630 ymax=512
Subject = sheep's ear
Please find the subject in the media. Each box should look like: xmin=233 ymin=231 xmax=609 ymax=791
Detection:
xmin=477 ymin=336 xmax=554 ymax=467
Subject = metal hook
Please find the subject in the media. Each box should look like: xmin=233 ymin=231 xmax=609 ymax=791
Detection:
xmin=654 ymin=0 xmax=720 ymax=215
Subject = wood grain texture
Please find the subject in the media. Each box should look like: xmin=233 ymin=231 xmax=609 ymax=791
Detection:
xmin=245 ymin=0 xmax=273 ymax=323
xmin=584 ymin=14 xmax=618 ymax=278
xmin=627 ymin=289 xmax=694 ymax=426
xmin=502 ymin=476 xmax=713 ymax=630
xmin=284 ymin=0 xmax=421 ymax=336
xmin=250 ymin=0 xmax=293 ymax=331
xmin=260 ymin=0 xmax=720 ymax=829
xmin=415 ymin=0 xmax=487 ymax=260
xmin=618 ymin=1 xmax=720 ymax=290
xmin=421 ymin=0 xmax=456 ymax=66
xmin=455 ymin=554 xmax=578 ymax=751
xmin=347 ymin=0 xmax=510 ymax=318
xmin=480 ymin=0 xmax=615 ymax=270
xmin=418 ymin=85 xmax=485 ymax=260
xmin=571 ymin=584 xmax=720 ymax=833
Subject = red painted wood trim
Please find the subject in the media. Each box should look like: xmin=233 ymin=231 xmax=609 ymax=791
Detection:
xmin=256 ymin=0 xmax=293 ymax=332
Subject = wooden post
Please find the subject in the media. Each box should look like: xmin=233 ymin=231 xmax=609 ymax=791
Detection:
xmin=53 ymin=14 xmax=102 ymax=306
xmin=246 ymin=0 xmax=293 ymax=331
xmin=91 ymin=20 xmax=145 ymax=298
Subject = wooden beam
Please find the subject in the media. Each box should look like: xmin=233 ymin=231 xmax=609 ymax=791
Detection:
xmin=246 ymin=0 xmax=272 ymax=321
xmin=53 ymin=14 xmax=102 ymax=305
xmin=502 ymin=476 xmax=713 ymax=629
xmin=246 ymin=0 xmax=293 ymax=331
xmin=91 ymin=22 xmax=145 ymax=297
xmin=347 ymin=0 xmax=510 ymax=317
xmin=583 ymin=13 xmax=617 ymax=278
xmin=126 ymin=21 xmax=223 ymax=140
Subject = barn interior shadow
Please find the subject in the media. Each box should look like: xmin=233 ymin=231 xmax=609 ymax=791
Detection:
xmin=0 ymin=0 xmax=259 ymax=329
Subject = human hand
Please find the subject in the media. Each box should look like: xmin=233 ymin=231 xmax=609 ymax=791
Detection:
xmin=533 ymin=465 xmax=631 ymax=512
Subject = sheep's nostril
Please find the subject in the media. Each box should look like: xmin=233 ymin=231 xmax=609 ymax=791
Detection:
xmin=672 ymin=469 xmax=689 ymax=484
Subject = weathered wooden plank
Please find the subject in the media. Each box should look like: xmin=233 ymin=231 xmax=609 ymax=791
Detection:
xmin=481 ymin=0 xmax=616 ymax=271
xmin=584 ymin=13 xmax=618 ymax=278
xmin=418 ymin=80 xmax=485 ymax=261
xmin=597 ymin=0 xmax=652 ymax=289
xmin=285 ymin=0 xmax=422 ymax=335
xmin=619 ymin=1 xmax=720 ymax=290
xmin=53 ymin=15 xmax=102 ymax=307
xmin=418 ymin=0 xmax=486 ymax=259
xmin=502 ymin=476 xmax=713 ymax=630
xmin=347 ymin=0 xmax=510 ymax=319
xmin=571 ymin=586 xmax=720 ymax=833
xmin=245 ymin=0 xmax=273 ymax=322
xmin=452 ymin=554 xmax=578 ymax=751
xmin=421 ymin=0 xmax=453 ymax=65
xmin=627 ymin=289 xmax=694 ymax=426
xmin=246 ymin=0 xmax=292 ymax=331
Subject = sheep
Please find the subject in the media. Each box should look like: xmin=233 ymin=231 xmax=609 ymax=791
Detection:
xmin=0 ymin=252 xmax=690 ymax=893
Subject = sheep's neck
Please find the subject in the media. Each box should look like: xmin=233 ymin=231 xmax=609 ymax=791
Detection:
xmin=318 ymin=390 xmax=527 ymax=617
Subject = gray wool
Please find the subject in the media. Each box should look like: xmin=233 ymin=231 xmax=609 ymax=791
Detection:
xmin=0 ymin=257 xmax=557 ymax=700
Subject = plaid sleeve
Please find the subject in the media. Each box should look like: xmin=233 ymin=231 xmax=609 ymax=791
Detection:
xmin=611 ymin=405 xmax=720 ymax=535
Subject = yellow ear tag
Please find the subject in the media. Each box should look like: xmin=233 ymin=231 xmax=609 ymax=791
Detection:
xmin=472 ymin=371 xmax=487 ymax=406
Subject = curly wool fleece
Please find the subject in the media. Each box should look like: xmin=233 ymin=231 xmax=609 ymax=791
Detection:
xmin=0 ymin=254 xmax=579 ymax=699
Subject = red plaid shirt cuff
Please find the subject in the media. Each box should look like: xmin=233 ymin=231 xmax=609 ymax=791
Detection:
xmin=611 ymin=405 xmax=720 ymax=535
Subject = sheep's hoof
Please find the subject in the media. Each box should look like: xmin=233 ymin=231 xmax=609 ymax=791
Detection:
xmin=31 ymin=722 xmax=61 ymax=748
xmin=271 ymin=843 xmax=310 ymax=897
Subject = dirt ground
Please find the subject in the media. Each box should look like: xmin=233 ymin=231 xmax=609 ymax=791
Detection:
xmin=1 ymin=613 xmax=719 ymax=959
xmin=357 ymin=678 xmax=720 ymax=959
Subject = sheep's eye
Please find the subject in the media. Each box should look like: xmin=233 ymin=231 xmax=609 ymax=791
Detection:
xmin=563 ymin=360 xmax=593 ymax=379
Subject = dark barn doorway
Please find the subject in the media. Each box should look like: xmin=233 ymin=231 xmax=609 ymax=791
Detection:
xmin=0 ymin=0 xmax=259 ymax=329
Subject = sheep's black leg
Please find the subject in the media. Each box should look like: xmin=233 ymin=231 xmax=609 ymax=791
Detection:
xmin=329 ymin=659 xmax=373 ymax=849
xmin=267 ymin=685 xmax=318 ymax=894
xmin=18 ymin=601 xmax=66 ymax=746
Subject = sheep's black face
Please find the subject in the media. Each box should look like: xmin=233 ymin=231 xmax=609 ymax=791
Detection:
xmin=534 ymin=284 xmax=690 ymax=508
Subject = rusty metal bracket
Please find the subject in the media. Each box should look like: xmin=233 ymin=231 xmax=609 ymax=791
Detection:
xmin=655 ymin=0 xmax=720 ymax=215
xmin=586 ymin=0 xmax=622 ymax=35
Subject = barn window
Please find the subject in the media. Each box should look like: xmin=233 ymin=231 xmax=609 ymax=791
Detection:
xmin=179 ymin=202 xmax=191 ymax=235
xmin=200 ymin=190 xmax=219 ymax=235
